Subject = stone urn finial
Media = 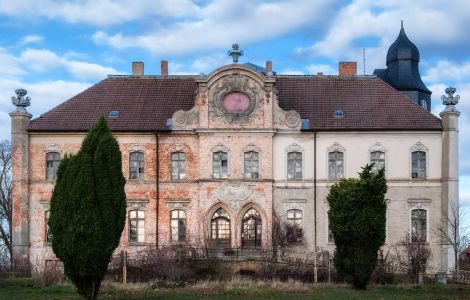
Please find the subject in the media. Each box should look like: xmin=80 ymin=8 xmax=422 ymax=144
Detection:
xmin=441 ymin=87 xmax=460 ymax=113
xmin=11 ymin=88 xmax=31 ymax=113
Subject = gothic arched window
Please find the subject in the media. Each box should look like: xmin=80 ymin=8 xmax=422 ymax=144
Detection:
xmin=241 ymin=208 xmax=262 ymax=248
xmin=211 ymin=208 xmax=230 ymax=248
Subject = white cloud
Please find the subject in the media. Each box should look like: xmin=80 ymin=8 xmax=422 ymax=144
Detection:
xmin=20 ymin=48 xmax=119 ymax=80
xmin=0 ymin=0 xmax=201 ymax=26
xmin=424 ymin=60 xmax=470 ymax=84
xmin=20 ymin=35 xmax=43 ymax=45
xmin=0 ymin=48 xmax=24 ymax=78
xmin=92 ymin=0 xmax=333 ymax=56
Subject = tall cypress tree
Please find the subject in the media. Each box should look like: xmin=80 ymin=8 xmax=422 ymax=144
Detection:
xmin=49 ymin=116 xmax=126 ymax=300
xmin=327 ymin=164 xmax=387 ymax=289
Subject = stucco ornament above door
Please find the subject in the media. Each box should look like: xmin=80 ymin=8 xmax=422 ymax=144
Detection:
xmin=209 ymin=72 xmax=262 ymax=123
xmin=211 ymin=181 xmax=262 ymax=210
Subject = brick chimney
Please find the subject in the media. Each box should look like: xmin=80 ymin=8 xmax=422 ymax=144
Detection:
xmin=132 ymin=62 xmax=144 ymax=76
xmin=265 ymin=60 xmax=273 ymax=76
xmin=339 ymin=62 xmax=357 ymax=76
xmin=161 ymin=60 xmax=168 ymax=77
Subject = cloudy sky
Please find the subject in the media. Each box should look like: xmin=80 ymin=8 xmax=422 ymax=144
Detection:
xmin=0 ymin=0 xmax=468 ymax=219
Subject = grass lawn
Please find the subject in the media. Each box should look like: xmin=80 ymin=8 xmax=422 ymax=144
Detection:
xmin=0 ymin=277 xmax=469 ymax=299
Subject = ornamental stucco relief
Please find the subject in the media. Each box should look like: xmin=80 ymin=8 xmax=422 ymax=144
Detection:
xmin=211 ymin=181 xmax=261 ymax=210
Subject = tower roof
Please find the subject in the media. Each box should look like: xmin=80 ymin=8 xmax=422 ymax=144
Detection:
xmin=386 ymin=22 xmax=420 ymax=64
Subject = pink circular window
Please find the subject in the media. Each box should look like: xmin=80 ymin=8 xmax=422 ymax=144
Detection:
xmin=223 ymin=92 xmax=250 ymax=113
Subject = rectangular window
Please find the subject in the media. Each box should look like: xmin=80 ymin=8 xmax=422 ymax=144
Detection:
xmin=45 ymin=211 xmax=52 ymax=243
xmin=370 ymin=151 xmax=385 ymax=173
xmin=213 ymin=151 xmax=228 ymax=179
xmin=171 ymin=152 xmax=186 ymax=180
xmin=328 ymin=151 xmax=344 ymax=179
xmin=287 ymin=152 xmax=302 ymax=180
xmin=171 ymin=210 xmax=186 ymax=242
xmin=46 ymin=152 xmax=60 ymax=180
xmin=411 ymin=209 xmax=427 ymax=241
xmin=129 ymin=152 xmax=145 ymax=180
xmin=287 ymin=209 xmax=303 ymax=243
xmin=411 ymin=151 xmax=426 ymax=179
xmin=244 ymin=151 xmax=259 ymax=179
xmin=129 ymin=210 xmax=145 ymax=243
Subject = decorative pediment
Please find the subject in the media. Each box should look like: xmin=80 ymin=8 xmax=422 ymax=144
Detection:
xmin=286 ymin=142 xmax=304 ymax=153
xmin=369 ymin=142 xmax=386 ymax=152
xmin=407 ymin=198 xmax=432 ymax=209
xmin=172 ymin=107 xmax=199 ymax=129
xmin=243 ymin=142 xmax=261 ymax=153
xmin=410 ymin=141 xmax=428 ymax=152
xmin=129 ymin=143 xmax=144 ymax=152
xmin=44 ymin=143 xmax=62 ymax=153
xmin=209 ymin=72 xmax=262 ymax=123
xmin=273 ymin=97 xmax=301 ymax=129
xmin=211 ymin=143 xmax=230 ymax=153
xmin=327 ymin=142 xmax=345 ymax=153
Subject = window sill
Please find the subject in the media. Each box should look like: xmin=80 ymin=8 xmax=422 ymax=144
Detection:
xmin=128 ymin=178 xmax=145 ymax=182
xmin=128 ymin=242 xmax=146 ymax=246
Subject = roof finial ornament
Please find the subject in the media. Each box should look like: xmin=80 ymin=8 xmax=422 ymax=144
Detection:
xmin=228 ymin=43 xmax=243 ymax=63
xmin=441 ymin=87 xmax=460 ymax=113
xmin=401 ymin=20 xmax=403 ymax=29
xmin=11 ymin=88 xmax=31 ymax=113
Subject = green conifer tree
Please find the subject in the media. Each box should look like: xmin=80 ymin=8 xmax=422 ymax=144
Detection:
xmin=49 ymin=116 xmax=126 ymax=300
xmin=327 ymin=164 xmax=387 ymax=289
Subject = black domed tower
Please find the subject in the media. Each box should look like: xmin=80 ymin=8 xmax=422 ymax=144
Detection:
xmin=374 ymin=22 xmax=432 ymax=111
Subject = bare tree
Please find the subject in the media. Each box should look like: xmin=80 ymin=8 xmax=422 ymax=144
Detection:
xmin=0 ymin=140 xmax=12 ymax=266
xmin=434 ymin=202 xmax=469 ymax=271
xmin=391 ymin=233 xmax=431 ymax=283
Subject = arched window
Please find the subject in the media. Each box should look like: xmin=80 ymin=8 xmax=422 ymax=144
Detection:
xmin=45 ymin=210 xmax=52 ymax=243
xmin=287 ymin=151 xmax=302 ymax=180
xmin=129 ymin=152 xmax=144 ymax=180
xmin=411 ymin=209 xmax=427 ymax=241
xmin=241 ymin=208 xmax=262 ymax=248
xmin=213 ymin=151 xmax=228 ymax=179
xmin=211 ymin=208 xmax=230 ymax=248
xmin=46 ymin=152 xmax=60 ymax=180
xmin=129 ymin=210 xmax=145 ymax=243
xmin=328 ymin=151 xmax=344 ymax=179
xmin=287 ymin=209 xmax=303 ymax=243
xmin=411 ymin=151 xmax=426 ymax=179
xmin=171 ymin=210 xmax=186 ymax=242
xmin=171 ymin=152 xmax=186 ymax=180
xmin=244 ymin=151 xmax=259 ymax=179
xmin=370 ymin=151 xmax=385 ymax=173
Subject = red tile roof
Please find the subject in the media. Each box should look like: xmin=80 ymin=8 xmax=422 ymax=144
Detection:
xmin=28 ymin=75 xmax=442 ymax=132
xmin=276 ymin=75 xmax=441 ymax=130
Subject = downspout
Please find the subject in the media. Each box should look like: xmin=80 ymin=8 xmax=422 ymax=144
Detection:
xmin=313 ymin=130 xmax=318 ymax=282
xmin=313 ymin=130 xmax=317 ymax=249
xmin=155 ymin=132 xmax=160 ymax=248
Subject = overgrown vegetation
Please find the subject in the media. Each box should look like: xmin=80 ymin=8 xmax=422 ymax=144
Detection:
xmin=49 ymin=116 xmax=126 ymax=300
xmin=1 ymin=277 xmax=470 ymax=300
xmin=327 ymin=164 xmax=387 ymax=289
xmin=0 ymin=140 xmax=12 ymax=267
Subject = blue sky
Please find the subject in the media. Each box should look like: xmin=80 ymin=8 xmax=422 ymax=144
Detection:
xmin=0 ymin=0 xmax=468 ymax=225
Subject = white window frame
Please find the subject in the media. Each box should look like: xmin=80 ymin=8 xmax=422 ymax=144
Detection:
xmin=285 ymin=143 xmax=304 ymax=180
xmin=409 ymin=142 xmax=429 ymax=180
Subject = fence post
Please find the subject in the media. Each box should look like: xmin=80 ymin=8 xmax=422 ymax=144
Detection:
xmin=122 ymin=250 xmax=127 ymax=284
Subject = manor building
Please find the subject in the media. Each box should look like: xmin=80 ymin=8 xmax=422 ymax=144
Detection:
xmin=10 ymin=26 xmax=460 ymax=271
